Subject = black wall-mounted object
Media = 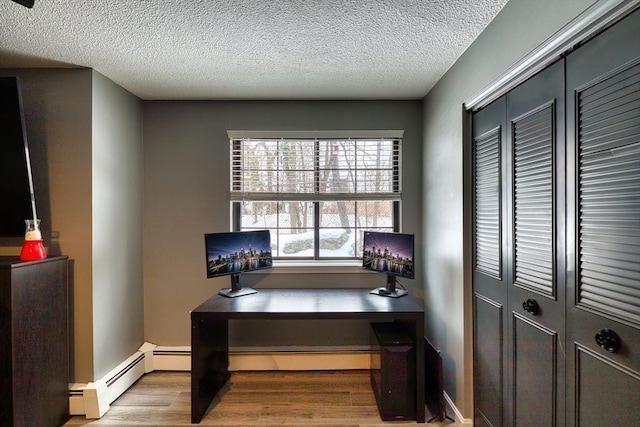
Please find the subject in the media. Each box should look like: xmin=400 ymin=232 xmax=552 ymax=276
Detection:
xmin=11 ymin=0 xmax=35 ymax=8
xmin=0 ymin=77 xmax=33 ymax=237
xmin=424 ymin=336 xmax=453 ymax=423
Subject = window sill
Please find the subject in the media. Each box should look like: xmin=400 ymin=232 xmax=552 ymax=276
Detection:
xmin=248 ymin=260 xmax=367 ymax=275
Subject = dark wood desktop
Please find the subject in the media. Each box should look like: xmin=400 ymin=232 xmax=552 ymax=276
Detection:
xmin=190 ymin=288 xmax=425 ymax=423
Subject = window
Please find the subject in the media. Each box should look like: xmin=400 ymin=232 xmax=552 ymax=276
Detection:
xmin=229 ymin=131 xmax=403 ymax=260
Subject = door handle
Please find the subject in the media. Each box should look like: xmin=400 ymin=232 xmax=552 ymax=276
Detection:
xmin=522 ymin=299 xmax=539 ymax=315
xmin=595 ymin=329 xmax=621 ymax=353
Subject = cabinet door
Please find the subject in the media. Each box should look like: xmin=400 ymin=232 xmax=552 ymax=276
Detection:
xmin=506 ymin=60 xmax=566 ymax=427
xmin=473 ymin=96 xmax=508 ymax=427
xmin=565 ymin=8 xmax=640 ymax=427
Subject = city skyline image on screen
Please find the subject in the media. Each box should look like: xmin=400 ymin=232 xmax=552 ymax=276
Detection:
xmin=362 ymin=231 xmax=414 ymax=279
xmin=205 ymin=230 xmax=273 ymax=278
xmin=363 ymin=231 xmax=414 ymax=298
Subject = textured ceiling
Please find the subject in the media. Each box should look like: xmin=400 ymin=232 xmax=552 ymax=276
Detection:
xmin=0 ymin=0 xmax=509 ymax=100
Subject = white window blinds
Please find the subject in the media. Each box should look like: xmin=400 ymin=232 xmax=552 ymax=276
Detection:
xmin=230 ymin=137 xmax=402 ymax=202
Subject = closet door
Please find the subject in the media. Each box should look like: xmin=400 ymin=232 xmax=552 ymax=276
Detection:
xmin=566 ymin=8 xmax=640 ymax=427
xmin=506 ymin=60 xmax=566 ymax=427
xmin=473 ymin=61 xmax=565 ymax=427
xmin=473 ymin=97 xmax=508 ymax=427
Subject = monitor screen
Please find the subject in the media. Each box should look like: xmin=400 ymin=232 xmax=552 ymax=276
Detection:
xmin=362 ymin=231 xmax=415 ymax=280
xmin=204 ymin=230 xmax=273 ymax=279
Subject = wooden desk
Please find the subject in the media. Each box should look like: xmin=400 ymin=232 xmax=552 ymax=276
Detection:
xmin=190 ymin=288 xmax=425 ymax=423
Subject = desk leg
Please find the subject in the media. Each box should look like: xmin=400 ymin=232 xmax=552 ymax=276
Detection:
xmin=414 ymin=318 xmax=425 ymax=423
xmin=191 ymin=317 xmax=230 ymax=423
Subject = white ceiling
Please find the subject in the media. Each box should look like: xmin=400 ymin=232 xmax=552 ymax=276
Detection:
xmin=0 ymin=0 xmax=509 ymax=100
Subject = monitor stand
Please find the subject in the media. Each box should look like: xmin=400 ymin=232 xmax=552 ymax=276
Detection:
xmin=218 ymin=274 xmax=257 ymax=298
xmin=370 ymin=274 xmax=408 ymax=298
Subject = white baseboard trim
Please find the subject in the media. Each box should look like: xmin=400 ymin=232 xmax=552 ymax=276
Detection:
xmin=230 ymin=349 xmax=370 ymax=371
xmin=146 ymin=344 xmax=371 ymax=372
xmin=70 ymin=343 xmax=154 ymax=418
xmin=70 ymin=342 xmax=371 ymax=418
xmin=149 ymin=345 xmax=191 ymax=371
xmin=68 ymin=384 xmax=85 ymax=416
xmin=443 ymin=390 xmax=473 ymax=426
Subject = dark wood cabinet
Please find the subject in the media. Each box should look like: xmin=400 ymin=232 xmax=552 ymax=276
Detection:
xmin=0 ymin=256 xmax=69 ymax=427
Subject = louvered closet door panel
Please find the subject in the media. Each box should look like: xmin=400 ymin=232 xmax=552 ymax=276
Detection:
xmin=506 ymin=59 xmax=565 ymax=427
xmin=475 ymin=127 xmax=502 ymax=278
xmin=566 ymin=8 xmax=640 ymax=427
xmin=472 ymin=96 xmax=508 ymax=427
xmin=578 ymin=63 xmax=640 ymax=322
xmin=513 ymin=104 xmax=555 ymax=297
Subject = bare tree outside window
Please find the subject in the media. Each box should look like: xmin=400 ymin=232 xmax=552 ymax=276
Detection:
xmin=230 ymin=137 xmax=401 ymax=260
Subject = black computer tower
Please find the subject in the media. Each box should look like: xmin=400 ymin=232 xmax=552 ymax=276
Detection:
xmin=370 ymin=322 xmax=416 ymax=421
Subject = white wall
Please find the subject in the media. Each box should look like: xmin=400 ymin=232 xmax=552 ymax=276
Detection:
xmin=421 ymin=0 xmax=598 ymax=418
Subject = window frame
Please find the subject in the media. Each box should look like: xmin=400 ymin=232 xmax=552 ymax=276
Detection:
xmin=229 ymin=131 xmax=404 ymax=261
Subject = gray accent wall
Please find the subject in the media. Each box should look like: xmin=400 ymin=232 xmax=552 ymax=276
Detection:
xmin=142 ymin=101 xmax=423 ymax=346
xmin=421 ymin=0 xmax=597 ymax=417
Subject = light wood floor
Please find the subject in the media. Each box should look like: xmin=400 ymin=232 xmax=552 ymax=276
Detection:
xmin=64 ymin=370 xmax=458 ymax=426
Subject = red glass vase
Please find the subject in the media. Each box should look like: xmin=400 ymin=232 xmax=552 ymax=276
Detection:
xmin=19 ymin=219 xmax=47 ymax=261
xmin=20 ymin=239 xmax=47 ymax=261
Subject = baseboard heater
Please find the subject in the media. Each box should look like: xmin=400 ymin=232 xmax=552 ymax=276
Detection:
xmin=424 ymin=337 xmax=451 ymax=423
xmin=74 ymin=351 xmax=148 ymax=418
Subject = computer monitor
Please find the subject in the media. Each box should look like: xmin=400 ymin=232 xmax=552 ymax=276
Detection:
xmin=204 ymin=230 xmax=273 ymax=297
xmin=362 ymin=231 xmax=414 ymax=298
